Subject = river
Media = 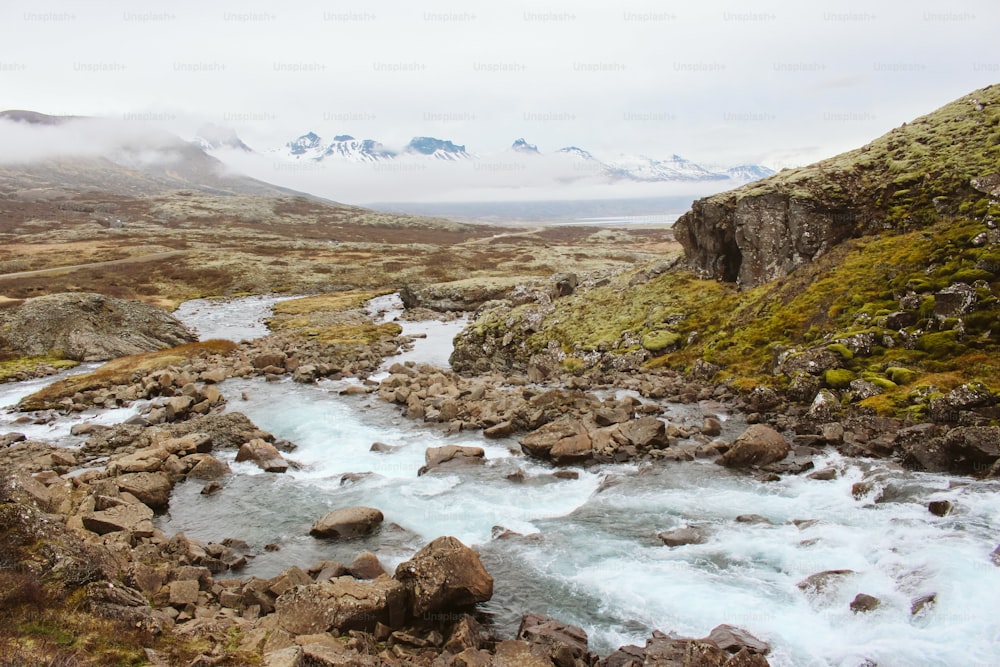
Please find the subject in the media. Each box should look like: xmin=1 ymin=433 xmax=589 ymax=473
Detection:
xmin=3 ymin=294 xmax=1000 ymax=666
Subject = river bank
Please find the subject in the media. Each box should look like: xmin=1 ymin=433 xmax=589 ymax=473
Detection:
xmin=1 ymin=293 xmax=998 ymax=665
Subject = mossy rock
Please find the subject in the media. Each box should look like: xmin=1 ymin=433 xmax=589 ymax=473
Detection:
xmin=824 ymin=368 xmax=856 ymax=389
xmin=826 ymin=343 xmax=854 ymax=360
xmin=886 ymin=366 xmax=918 ymax=385
xmin=869 ymin=376 xmax=898 ymax=391
xmin=0 ymin=356 xmax=79 ymax=383
xmin=642 ymin=330 xmax=681 ymax=353
xmin=915 ymin=330 xmax=965 ymax=359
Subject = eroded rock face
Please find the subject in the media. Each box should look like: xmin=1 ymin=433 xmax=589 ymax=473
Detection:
xmin=400 ymin=281 xmax=522 ymax=312
xmin=1 ymin=292 xmax=196 ymax=361
xmin=675 ymin=191 xmax=857 ymax=288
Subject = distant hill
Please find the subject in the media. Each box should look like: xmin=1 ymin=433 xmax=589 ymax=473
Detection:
xmin=0 ymin=111 xmax=306 ymax=198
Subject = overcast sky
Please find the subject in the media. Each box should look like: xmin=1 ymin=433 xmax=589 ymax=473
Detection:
xmin=2 ymin=0 xmax=997 ymax=169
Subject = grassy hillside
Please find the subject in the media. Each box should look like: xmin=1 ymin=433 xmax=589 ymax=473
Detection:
xmin=464 ymin=86 xmax=1000 ymax=416
xmin=738 ymin=84 xmax=1000 ymax=229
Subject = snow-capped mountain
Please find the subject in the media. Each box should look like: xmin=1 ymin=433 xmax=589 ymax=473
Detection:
xmin=551 ymin=146 xmax=774 ymax=184
xmin=201 ymin=127 xmax=773 ymax=185
xmin=602 ymin=153 xmax=728 ymax=182
xmin=279 ymin=133 xmax=470 ymax=162
xmin=557 ymin=146 xmax=596 ymax=160
xmin=724 ymin=164 xmax=777 ymax=181
xmin=511 ymin=138 xmax=541 ymax=155
xmin=403 ymin=136 xmax=471 ymax=160
xmin=282 ymin=132 xmax=396 ymax=162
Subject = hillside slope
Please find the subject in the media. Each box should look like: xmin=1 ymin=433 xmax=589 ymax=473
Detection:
xmin=454 ymin=85 xmax=1000 ymax=423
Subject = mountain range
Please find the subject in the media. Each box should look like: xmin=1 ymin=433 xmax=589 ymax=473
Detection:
xmin=196 ymin=128 xmax=775 ymax=186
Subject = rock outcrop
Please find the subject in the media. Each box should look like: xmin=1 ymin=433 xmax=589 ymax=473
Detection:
xmin=674 ymin=86 xmax=1000 ymax=289
xmin=674 ymin=191 xmax=857 ymax=288
xmin=1 ymin=292 xmax=196 ymax=361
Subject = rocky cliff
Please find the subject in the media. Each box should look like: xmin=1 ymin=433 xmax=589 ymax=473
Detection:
xmin=0 ymin=292 xmax=196 ymax=361
xmin=675 ymin=84 xmax=1000 ymax=288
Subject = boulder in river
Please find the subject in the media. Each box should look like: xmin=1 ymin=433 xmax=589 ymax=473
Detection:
xmin=310 ymin=506 xmax=384 ymax=539
xmin=619 ymin=416 xmax=668 ymax=449
xmin=235 ymin=439 xmax=289 ymax=473
xmin=797 ymin=569 xmax=856 ymax=597
xmin=394 ymin=536 xmax=493 ymax=617
xmin=421 ymin=445 xmax=485 ymax=475
xmin=850 ymin=593 xmax=881 ymax=613
xmin=519 ymin=418 xmax=593 ymax=464
xmin=718 ymin=424 xmax=791 ymax=469
xmin=657 ymin=526 xmax=708 ymax=547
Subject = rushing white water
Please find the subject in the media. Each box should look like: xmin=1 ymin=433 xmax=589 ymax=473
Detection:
xmin=3 ymin=294 xmax=999 ymax=665
xmin=163 ymin=295 xmax=1000 ymax=665
xmin=366 ymin=292 xmax=469 ymax=372
xmin=173 ymin=294 xmax=298 ymax=343
xmin=0 ymin=363 xmax=146 ymax=446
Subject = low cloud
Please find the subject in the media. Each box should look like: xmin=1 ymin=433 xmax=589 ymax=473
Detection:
xmin=215 ymin=148 xmax=729 ymax=205
xmin=0 ymin=115 xmax=187 ymax=165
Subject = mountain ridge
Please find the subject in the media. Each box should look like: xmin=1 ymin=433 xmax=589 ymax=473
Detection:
xmin=248 ymin=130 xmax=775 ymax=185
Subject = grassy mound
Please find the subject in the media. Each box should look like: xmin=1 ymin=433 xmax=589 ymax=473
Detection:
xmin=264 ymin=290 xmax=403 ymax=344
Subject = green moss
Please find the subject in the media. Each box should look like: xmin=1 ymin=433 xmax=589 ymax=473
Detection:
xmin=642 ymin=330 xmax=681 ymax=353
xmin=826 ymin=343 xmax=854 ymax=360
xmin=886 ymin=366 xmax=918 ymax=384
xmin=869 ymin=376 xmax=899 ymax=391
xmin=21 ymin=620 xmax=75 ymax=647
xmin=952 ymin=269 xmax=995 ymax=282
xmin=859 ymin=393 xmax=900 ymax=416
xmin=915 ymin=330 xmax=965 ymax=359
xmin=824 ymin=368 xmax=856 ymax=388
